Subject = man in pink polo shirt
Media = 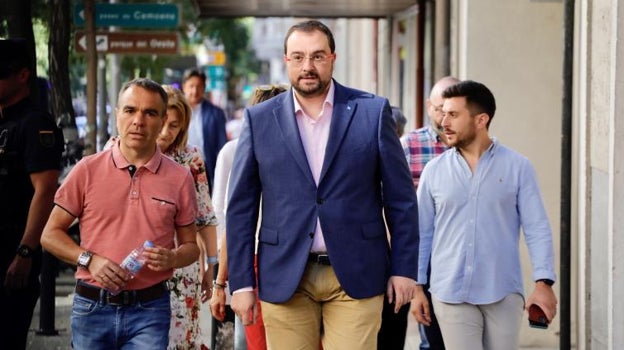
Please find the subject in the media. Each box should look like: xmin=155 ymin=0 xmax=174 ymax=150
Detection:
xmin=41 ymin=78 xmax=200 ymax=349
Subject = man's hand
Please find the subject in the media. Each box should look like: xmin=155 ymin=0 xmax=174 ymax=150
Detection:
xmin=410 ymin=284 xmax=431 ymax=326
xmin=4 ymin=256 xmax=33 ymax=291
xmin=231 ymin=291 xmax=257 ymax=326
xmin=525 ymin=282 xmax=558 ymax=323
xmin=89 ymin=254 xmax=131 ymax=291
xmin=144 ymin=245 xmax=177 ymax=271
xmin=387 ymin=276 xmax=417 ymax=313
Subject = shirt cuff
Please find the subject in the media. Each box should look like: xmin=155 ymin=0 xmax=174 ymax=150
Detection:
xmin=232 ymin=286 xmax=254 ymax=294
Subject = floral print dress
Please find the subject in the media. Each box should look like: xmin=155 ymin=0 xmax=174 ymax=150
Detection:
xmin=167 ymin=145 xmax=218 ymax=350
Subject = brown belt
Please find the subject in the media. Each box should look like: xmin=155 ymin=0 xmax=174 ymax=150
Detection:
xmin=75 ymin=281 xmax=168 ymax=306
xmin=308 ymin=253 xmax=331 ymax=265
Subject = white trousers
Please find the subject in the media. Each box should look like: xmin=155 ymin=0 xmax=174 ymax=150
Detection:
xmin=432 ymin=293 xmax=524 ymax=350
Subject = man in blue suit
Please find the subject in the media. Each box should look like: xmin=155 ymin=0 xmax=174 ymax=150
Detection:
xmin=226 ymin=20 xmax=420 ymax=349
xmin=182 ymin=69 xmax=227 ymax=194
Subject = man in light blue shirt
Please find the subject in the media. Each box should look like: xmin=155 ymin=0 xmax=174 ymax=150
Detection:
xmin=411 ymin=80 xmax=557 ymax=350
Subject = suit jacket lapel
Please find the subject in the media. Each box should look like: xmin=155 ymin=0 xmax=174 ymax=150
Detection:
xmin=319 ymin=82 xmax=356 ymax=183
xmin=273 ymin=92 xmax=316 ymax=185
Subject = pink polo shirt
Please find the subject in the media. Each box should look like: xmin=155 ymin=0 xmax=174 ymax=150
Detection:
xmin=55 ymin=141 xmax=197 ymax=289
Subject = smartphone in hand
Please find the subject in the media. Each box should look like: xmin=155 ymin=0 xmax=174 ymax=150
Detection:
xmin=528 ymin=304 xmax=549 ymax=329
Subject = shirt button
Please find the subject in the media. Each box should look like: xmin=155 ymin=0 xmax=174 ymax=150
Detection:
xmin=316 ymin=198 xmax=324 ymax=205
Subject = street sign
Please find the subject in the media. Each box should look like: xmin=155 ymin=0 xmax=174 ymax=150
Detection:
xmin=74 ymin=4 xmax=179 ymax=28
xmin=207 ymin=51 xmax=226 ymax=66
xmin=75 ymin=32 xmax=179 ymax=55
xmin=206 ymin=65 xmax=226 ymax=90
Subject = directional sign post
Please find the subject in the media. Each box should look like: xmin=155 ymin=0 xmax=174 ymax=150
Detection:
xmin=74 ymin=3 xmax=179 ymax=28
xmin=75 ymin=32 xmax=179 ymax=55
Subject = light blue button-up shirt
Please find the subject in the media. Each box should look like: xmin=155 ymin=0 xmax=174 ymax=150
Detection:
xmin=417 ymin=138 xmax=556 ymax=305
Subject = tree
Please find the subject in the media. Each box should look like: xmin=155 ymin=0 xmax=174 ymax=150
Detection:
xmin=4 ymin=0 xmax=260 ymax=128
xmin=49 ymin=0 xmax=76 ymax=130
xmin=195 ymin=18 xmax=261 ymax=105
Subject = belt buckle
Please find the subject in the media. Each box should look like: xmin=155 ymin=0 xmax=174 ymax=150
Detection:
xmin=106 ymin=290 xmax=135 ymax=306
xmin=314 ymin=254 xmax=330 ymax=265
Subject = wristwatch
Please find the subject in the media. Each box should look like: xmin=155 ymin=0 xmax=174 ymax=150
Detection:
xmin=16 ymin=244 xmax=34 ymax=258
xmin=77 ymin=251 xmax=93 ymax=269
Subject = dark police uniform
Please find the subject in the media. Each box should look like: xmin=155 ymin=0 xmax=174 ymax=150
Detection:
xmin=0 ymin=96 xmax=63 ymax=348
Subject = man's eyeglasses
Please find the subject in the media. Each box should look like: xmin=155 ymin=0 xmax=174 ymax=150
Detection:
xmin=284 ymin=53 xmax=335 ymax=66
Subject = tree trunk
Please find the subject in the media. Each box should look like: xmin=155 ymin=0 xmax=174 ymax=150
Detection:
xmin=49 ymin=0 xmax=76 ymax=129
xmin=84 ymin=0 xmax=97 ymax=155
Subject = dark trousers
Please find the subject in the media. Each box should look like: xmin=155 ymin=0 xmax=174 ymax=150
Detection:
xmin=377 ymin=294 xmax=410 ymax=350
xmin=0 ymin=248 xmax=41 ymax=350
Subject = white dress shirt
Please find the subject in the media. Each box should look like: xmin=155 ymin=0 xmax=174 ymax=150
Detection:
xmin=188 ymin=103 xmax=205 ymax=161
xmin=212 ymin=139 xmax=238 ymax=249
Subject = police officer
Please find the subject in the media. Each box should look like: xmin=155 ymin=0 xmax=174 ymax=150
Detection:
xmin=0 ymin=38 xmax=63 ymax=349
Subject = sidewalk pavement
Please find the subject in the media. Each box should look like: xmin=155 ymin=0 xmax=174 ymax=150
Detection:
xmin=27 ymin=269 xmax=73 ymax=350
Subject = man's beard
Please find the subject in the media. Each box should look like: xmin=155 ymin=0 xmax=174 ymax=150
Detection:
xmin=292 ymin=73 xmax=329 ymax=97
xmin=448 ymin=128 xmax=477 ymax=149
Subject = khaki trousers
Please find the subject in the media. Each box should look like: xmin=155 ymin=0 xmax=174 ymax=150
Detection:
xmin=260 ymin=262 xmax=383 ymax=350
xmin=432 ymin=293 xmax=524 ymax=350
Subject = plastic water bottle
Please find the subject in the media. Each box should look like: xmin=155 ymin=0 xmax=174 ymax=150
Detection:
xmin=109 ymin=240 xmax=154 ymax=295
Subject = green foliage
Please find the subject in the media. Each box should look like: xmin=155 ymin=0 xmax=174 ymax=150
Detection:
xmin=31 ymin=0 xmax=50 ymax=21
xmin=175 ymin=1 xmax=261 ymax=103
xmin=33 ymin=19 xmax=49 ymax=78
xmin=120 ymin=55 xmax=175 ymax=83
xmin=197 ymin=18 xmax=261 ymax=101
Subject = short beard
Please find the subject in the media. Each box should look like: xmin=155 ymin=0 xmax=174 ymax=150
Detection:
xmin=293 ymin=76 xmax=329 ymax=98
xmin=450 ymin=131 xmax=476 ymax=149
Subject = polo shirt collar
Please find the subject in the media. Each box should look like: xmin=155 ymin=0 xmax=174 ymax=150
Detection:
xmin=111 ymin=140 xmax=163 ymax=174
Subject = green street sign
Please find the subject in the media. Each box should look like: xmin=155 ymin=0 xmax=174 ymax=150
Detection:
xmin=74 ymin=4 xmax=179 ymax=28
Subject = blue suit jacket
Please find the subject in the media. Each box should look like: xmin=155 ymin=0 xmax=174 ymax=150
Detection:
xmin=199 ymin=99 xmax=227 ymax=193
xmin=226 ymin=81 xmax=419 ymax=303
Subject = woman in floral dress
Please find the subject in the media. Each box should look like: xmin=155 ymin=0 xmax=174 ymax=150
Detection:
xmin=158 ymin=86 xmax=218 ymax=350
